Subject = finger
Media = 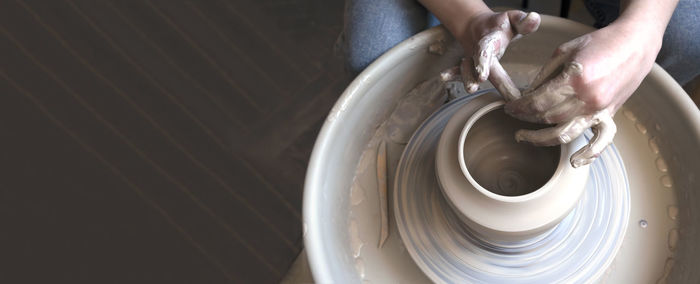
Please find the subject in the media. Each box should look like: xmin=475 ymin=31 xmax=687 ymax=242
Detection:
xmin=514 ymin=115 xmax=595 ymax=146
xmin=507 ymin=11 xmax=541 ymax=35
xmin=528 ymin=51 xmax=572 ymax=91
xmin=461 ymin=57 xmax=480 ymax=93
xmin=528 ymin=39 xmax=587 ymax=91
xmin=558 ymin=35 xmax=592 ymax=54
xmin=539 ymin=97 xmax=587 ymax=124
xmin=505 ymin=80 xmax=574 ymax=123
xmin=474 ymin=32 xmax=500 ymax=82
xmin=570 ymin=110 xmax=617 ymax=168
xmin=506 ymin=62 xmax=583 ymax=122
xmin=439 ymin=66 xmax=461 ymax=82
xmin=489 ymin=60 xmax=521 ymax=101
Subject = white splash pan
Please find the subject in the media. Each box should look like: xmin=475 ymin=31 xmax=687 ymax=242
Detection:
xmin=304 ymin=15 xmax=700 ymax=283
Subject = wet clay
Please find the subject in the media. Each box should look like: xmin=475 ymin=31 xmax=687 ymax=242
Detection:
xmin=463 ymin=109 xmax=559 ymax=196
xmin=443 ymin=98 xmax=591 ymax=244
xmin=397 ymin=93 xmax=627 ymax=282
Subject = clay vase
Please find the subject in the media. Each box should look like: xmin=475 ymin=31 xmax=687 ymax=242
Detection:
xmin=435 ymin=94 xmax=590 ymax=244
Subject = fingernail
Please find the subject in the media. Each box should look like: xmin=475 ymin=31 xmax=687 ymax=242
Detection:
xmin=475 ymin=66 xmax=487 ymax=81
xmin=571 ymin=159 xmax=583 ymax=168
xmin=558 ymin=134 xmax=571 ymax=144
xmin=566 ymin=62 xmax=584 ymax=76
xmin=570 ymin=158 xmax=590 ymax=168
xmin=518 ymin=12 xmax=529 ymax=22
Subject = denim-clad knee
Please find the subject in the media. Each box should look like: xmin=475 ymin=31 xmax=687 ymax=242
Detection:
xmin=657 ymin=0 xmax=700 ymax=85
xmin=342 ymin=0 xmax=430 ymax=74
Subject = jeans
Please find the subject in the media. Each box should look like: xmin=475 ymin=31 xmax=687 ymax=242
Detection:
xmin=342 ymin=0 xmax=439 ymax=73
xmin=343 ymin=0 xmax=700 ymax=85
xmin=656 ymin=0 xmax=700 ymax=85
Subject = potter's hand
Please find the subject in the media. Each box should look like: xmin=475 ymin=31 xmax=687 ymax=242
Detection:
xmin=452 ymin=10 xmax=541 ymax=100
xmin=419 ymin=0 xmax=540 ymax=99
xmin=505 ymin=21 xmax=662 ymax=167
xmin=464 ymin=10 xmax=541 ymax=99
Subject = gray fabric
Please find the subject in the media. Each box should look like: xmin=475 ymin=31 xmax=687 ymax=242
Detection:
xmin=343 ymin=0 xmax=439 ymax=73
xmin=657 ymin=0 xmax=700 ymax=85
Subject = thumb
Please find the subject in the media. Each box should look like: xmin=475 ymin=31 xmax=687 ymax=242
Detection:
xmin=506 ymin=11 xmax=541 ymax=35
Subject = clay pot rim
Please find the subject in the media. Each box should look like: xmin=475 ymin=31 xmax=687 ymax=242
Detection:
xmin=457 ymin=100 xmax=566 ymax=203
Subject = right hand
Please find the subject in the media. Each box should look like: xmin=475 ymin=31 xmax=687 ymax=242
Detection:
xmin=504 ymin=19 xmax=662 ymax=167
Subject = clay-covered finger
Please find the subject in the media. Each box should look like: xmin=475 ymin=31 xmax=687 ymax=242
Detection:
xmin=514 ymin=115 xmax=595 ymax=146
xmin=557 ymin=35 xmax=592 ymax=55
xmin=528 ymin=53 xmax=570 ymax=91
xmin=474 ymin=32 xmax=499 ymax=82
xmin=570 ymin=110 xmax=617 ymax=168
xmin=539 ymin=97 xmax=587 ymax=124
xmin=507 ymin=11 xmax=541 ymax=35
xmin=440 ymin=66 xmax=461 ymax=82
xmin=505 ymin=82 xmax=573 ymax=122
xmin=489 ymin=61 xmax=521 ymax=101
xmin=461 ymin=58 xmax=480 ymax=93
xmin=528 ymin=46 xmax=584 ymax=91
xmin=506 ymin=62 xmax=583 ymax=122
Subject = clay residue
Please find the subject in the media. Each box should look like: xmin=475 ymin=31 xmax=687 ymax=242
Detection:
xmin=349 ymin=219 xmax=363 ymax=258
xmin=385 ymin=77 xmax=448 ymax=145
xmin=350 ymin=182 xmax=365 ymax=206
xmin=347 ymin=75 xmax=448 ymax=269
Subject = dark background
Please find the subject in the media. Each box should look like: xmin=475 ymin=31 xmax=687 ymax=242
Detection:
xmin=0 ymin=0 xmax=347 ymax=282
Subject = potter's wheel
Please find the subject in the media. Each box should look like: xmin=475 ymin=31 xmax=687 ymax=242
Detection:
xmin=394 ymin=92 xmax=630 ymax=283
xmin=305 ymin=16 xmax=699 ymax=283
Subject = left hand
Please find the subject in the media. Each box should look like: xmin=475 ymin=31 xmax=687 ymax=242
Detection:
xmin=440 ymin=9 xmax=541 ymax=100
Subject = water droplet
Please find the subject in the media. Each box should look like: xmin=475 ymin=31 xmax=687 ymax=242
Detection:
xmin=668 ymin=205 xmax=679 ymax=221
xmin=649 ymin=137 xmax=660 ymax=154
xmin=639 ymin=219 xmax=648 ymax=228
xmin=349 ymin=219 xmax=364 ymax=258
xmin=661 ymin=175 xmax=673 ymax=188
xmin=355 ymin=258 xmax=365 ymax=279
xmin=656 ymin=157 xmax=668 ymax=172
xmin=635 ymin=122 xmax=648 ymax=134
xmin=668 ymin=229 xmax=679 ymax=251
xmin=622 ymin=109 xmax=637 ymax=121
xmin=350 ymin=183 xmax=365 ymax=206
